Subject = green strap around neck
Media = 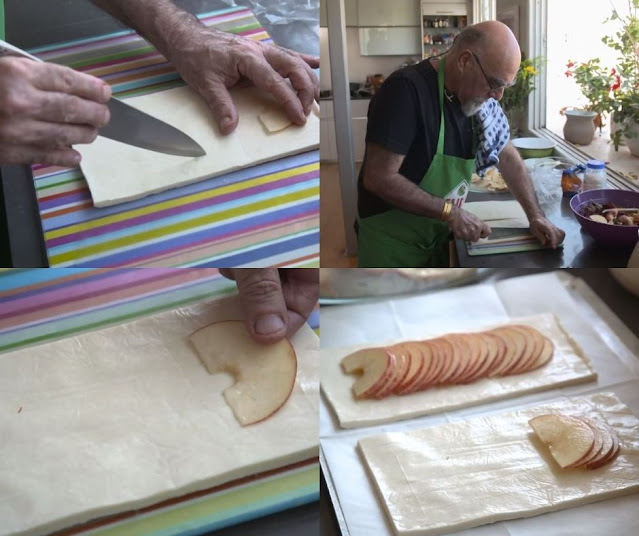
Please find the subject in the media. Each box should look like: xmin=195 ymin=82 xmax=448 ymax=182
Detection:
xmin=0 ymin=0 xmax=5 ymax=40
xmin=436 ymin=56 xmax=446 ymax=155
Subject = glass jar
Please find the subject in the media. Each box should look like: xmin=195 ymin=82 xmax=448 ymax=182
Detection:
xmin=561 ymin=167 xmax=583 ymax=197
xmin=583 ymin=159 xmax=607 ymax=191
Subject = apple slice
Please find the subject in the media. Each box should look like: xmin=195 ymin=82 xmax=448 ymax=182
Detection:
xmin=524 ymin=336 xmax=554 ymax=372
xmin=394 ymin=342 xmax=426 ymax=394
xmin=373 ymin=350 xmax=408 ymax=399
xmin=570 ymin=417 xmax=605 ymax=468
xmin=431 ymin=337 xmax=457 ymax=385
xmin=461 ymin=333 xmax=494 ymax=383
xmin=529 ymin=413 xmax=595 ymax=468
xmin=410 ymin=340 xmax=441 ymax=392
xmin=447 ymin=334 xmax=473 ymax=384
xmin=584 ymin=420 xmax=620 ymax=470
xmin=488 ymin=327 xmax=526 ymax=377
xmin=503 ymin=326 xmax=542 ymax=375
xmin=455 ymin=333 xmax=486 ymax=384
xmin=189 ymin=320 xmax=297 ymax=426
xmin=341 ymin=347 xmax=395 ymax=399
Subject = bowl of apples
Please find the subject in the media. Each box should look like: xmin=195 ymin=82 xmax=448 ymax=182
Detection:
xmin=570 ymin=189 xmax=639 ymax=249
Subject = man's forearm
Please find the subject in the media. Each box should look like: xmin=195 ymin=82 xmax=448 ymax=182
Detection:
xmin=497 ymin=143 xmax=545 ymax=221
xmin=364 ymin=172 xmax=447 ymax=220
xmin=91 ymin=0 xmax=204 ymax=61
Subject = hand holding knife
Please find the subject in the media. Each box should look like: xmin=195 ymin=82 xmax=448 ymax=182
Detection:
xmin=0 ymin=38 xmax=205 ymax=165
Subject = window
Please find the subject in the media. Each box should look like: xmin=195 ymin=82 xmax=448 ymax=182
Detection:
xmin=541 ymin=0 xmax=638 ymax=187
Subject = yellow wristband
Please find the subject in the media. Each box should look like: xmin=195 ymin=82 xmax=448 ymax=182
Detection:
xmin=441 ymin=199 xmax=453 ymax=222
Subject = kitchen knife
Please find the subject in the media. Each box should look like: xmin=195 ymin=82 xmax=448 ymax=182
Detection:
xmin=0 ymin=39 xmax=206 ymax=157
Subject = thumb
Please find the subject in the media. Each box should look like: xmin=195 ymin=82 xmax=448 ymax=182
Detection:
xmin=231 ymin=269 xmax=288 ymax=344
xmin=480 ymin=222 xmax=492 ymax=238
xmin=200 ymin=78 xmax=239 ymax=134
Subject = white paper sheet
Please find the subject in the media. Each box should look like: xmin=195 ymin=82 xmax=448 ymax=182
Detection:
xmin=0 ymin=295 xmax=319 ymax=536
xmin=358 ymin=392 xmax=639 ymax=536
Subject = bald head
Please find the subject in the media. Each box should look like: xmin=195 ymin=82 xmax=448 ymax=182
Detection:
xmin=451 ymin=21 xmax=521 ymax=72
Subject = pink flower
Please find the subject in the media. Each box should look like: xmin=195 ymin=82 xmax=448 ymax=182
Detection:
xmin=566 ymin=61 xmax=575 ymax=68
xmin=611 ymin=75 xmax=622 ymax=91
xmin=565 ymin=70 xmax=573 ymax=77
xmin=611 ymin=68 xmax=617 ymax=75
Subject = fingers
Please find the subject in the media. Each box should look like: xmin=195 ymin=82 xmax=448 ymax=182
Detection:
xmin=530 ymin=219 xmax=565 ymax=249
xmin=36 ymin=91 xmax=110 ymax=128
xmin=228 ymin=268 xmax=288 ymax=344
xmin=0 ymin=143 xmax=80 ymax=167
xmin=279 ymin=269 xmax=319 ymax=339
xmin=449 ymin=209 xmax=491 ymax=242
xmin=239 ymin=54 xmax=306 ymax=126
xmin=263 ymin=45 xmax=320 ymax=112
xmin=198 ymin=78 xmax=240 ymax=134
xmin=479 ymin=222 xmax=492 ymax=239
xmin=32 ymin=62 xmax=111 ymax=103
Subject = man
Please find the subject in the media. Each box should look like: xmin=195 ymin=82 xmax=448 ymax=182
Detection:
xmin=357 ymin=20 xmax=565 ymax=267
xmin=0 ymin=0 xmax=318 ymax=167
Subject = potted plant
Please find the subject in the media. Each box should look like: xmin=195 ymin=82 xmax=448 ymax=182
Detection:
xmin=563 ymin=0 xmax=638 ymax=153
xmin=500 ymin=56 xmax=544 ymax=137
xmin=605 ymin=0 xmax=639 ymax=155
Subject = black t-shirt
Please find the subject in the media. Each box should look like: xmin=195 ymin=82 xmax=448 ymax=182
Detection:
xmin=357 ymin=60 xmax=475 ymax=219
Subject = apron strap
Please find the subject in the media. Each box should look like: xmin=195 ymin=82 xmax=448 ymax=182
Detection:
xmin=436 ymin=55 xmax=446 ymax=155
xmin=0 ymin=0 xmax=5 ymax=40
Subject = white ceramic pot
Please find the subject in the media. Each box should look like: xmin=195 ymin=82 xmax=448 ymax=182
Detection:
xmin=563 ymin=109 xmax=597 ymax=145
xmin=622 ymin=120 xmax=639 ymax=157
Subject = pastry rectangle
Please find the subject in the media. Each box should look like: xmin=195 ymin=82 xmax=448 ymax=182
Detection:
xmin=358 ymin=392 xmax=639 ymax=536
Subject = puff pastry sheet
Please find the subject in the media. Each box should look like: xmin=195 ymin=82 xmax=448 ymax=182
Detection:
xmin=321 ymin=313 xmax=597 ymax=428
xmin=77 ymin=85 xmax=319 ymax=207
xmin=358 ymin=392 xmax=639 ymax=536
xmin=0 ymin=297 xmax=319 ymax=536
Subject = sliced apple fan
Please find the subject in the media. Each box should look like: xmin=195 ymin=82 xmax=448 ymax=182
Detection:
xmin=529 ymin=413 xmax=620 ymax=470
xmin=341 ymin=324 xmax=553 ymax=399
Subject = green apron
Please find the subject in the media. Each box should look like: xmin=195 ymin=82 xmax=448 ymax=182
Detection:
xmin=358 ymin=57 xmax=476 ymax=267
xmin=0 ymin=0 xmax=5 ymax=40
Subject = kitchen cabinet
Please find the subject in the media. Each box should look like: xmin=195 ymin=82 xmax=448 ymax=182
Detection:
xmin=356 ymin=0 xmax=420 ymax=27
xmin=421 ymin=1 xmax=467 ymax=59
xmin=320 ymin=99 xmax=371 ymax=163
xmin=421 ymin=2 xmax=467 ymax=15
xmin=359 ymin=27 xmax=422 ymax=56
xmin=320 ymin=0 xmax=358 ymax=27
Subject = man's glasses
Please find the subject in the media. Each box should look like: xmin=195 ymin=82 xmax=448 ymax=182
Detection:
xmin=471 ymin=51 xmax=515 ymax=92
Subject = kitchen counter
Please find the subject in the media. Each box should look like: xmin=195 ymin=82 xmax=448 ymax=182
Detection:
xmin=454 ymin=191 xmax=636 ymax=268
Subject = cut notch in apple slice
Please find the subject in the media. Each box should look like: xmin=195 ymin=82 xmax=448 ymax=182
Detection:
xmin=189 ymin=320 xmax=297 ymax=426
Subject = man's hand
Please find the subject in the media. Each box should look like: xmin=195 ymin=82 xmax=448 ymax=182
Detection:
xmin=0 ymin=57 xmax=111 ymax=166
xmin=219 ymin=268 xmax=318 ymax=344
xmin=93 ymin=0 xmax=318 ymax=136
xmin=529 ymin=217 xmax=565 ymax=249
xmin=447 ymin=206 xmax=492 ymax=242
xmin=166 ymin=28 xmax=319 ymax=135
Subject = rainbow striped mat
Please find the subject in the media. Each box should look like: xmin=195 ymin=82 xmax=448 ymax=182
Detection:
xmin=28 ymin=6 xmax=319 ymax=268
xmin=0 ymin=268 xmax=320 ymax=535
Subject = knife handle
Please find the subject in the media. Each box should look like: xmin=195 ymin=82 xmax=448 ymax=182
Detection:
xmin=0 ymin=39 xmax=42 ymax=62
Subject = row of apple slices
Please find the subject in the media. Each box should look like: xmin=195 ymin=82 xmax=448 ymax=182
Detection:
xmin=529 ymin=413 xmax=620 ymax=470
xmin=341 ymin=324 xmax=554 ymax=399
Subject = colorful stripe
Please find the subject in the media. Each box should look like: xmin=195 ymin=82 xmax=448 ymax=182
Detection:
xmin=0 ymin=0 xmax=4 ymax=41
xmin=28 ymin=7 xmax=318 ymax=267
xmin=0 ymin=268 xmax=319 ymax=534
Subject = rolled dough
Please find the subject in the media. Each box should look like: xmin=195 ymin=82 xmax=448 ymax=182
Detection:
xmin=358 ymin=392 xmax=639 ymax=536
xmin=0 ymin=296 xmax=319 ymax=536
xmin=464 ymin=200 xmax=528 ymax=225
xmin=320 ymin=313 xmax=597 ymax=428
xmin=76 ymin=85 xmax=319 ymax=207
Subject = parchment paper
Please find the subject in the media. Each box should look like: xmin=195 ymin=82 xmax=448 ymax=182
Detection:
xmin=320 ymin=271 xmax=639 ymax=536
xmin=0 ymin=295 xmax=319 ymax=536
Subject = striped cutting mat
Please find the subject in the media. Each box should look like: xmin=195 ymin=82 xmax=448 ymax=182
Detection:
xmin=28 ymin=6 xmax=319 ymax=268
xmin=0 ymin=268 xmax=320 ymax=535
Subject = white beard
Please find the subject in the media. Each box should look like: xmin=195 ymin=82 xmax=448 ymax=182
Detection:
xmin=461 ymin=98 xmax=486 ymax=117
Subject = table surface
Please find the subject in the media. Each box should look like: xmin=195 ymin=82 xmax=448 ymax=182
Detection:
xmin=319 ymin=268 xmax=639 ymax=536
xmin=455 ymin=192 xmax=636 ymax=268
xmin=0 ymin=0 xmax=319 ymax=268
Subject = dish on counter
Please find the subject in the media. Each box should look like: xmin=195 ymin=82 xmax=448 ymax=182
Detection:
xmin=319 ymin=268 xmax=479 ymax=302
xmin=570 ymin=189 xmax=639 ymax=248
xmin=470 ymin=167 xmax=508 ymax=193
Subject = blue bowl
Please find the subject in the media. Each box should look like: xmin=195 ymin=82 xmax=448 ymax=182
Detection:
xmin=570 ymin=189 xmax=639 ymax=248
